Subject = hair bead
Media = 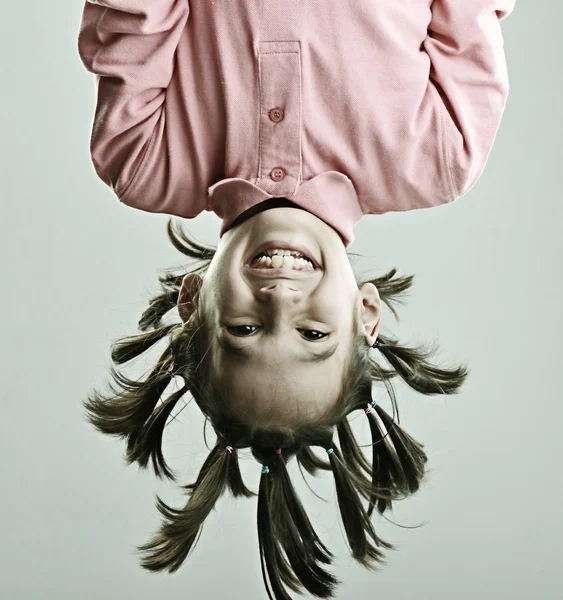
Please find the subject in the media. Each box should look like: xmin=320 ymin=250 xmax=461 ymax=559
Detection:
xmin=326 ymin=448 xmax=334 ymax=455
xmin=275 ymin=448 xmax=282 ymax=454
xmin=226 ymin=446 xmax=233 ymax=454
xmin=261 ymin=465 xmax=270 ymax=474
xmin=365 ymin=399 xmax=378 ymax=414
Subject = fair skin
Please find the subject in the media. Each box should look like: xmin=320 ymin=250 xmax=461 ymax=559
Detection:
xmin=177 ymin=203 xmax=381 ymax=429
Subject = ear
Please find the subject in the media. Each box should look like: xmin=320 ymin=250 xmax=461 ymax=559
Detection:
xmin=358 ymin=282 xmax=381 ymax=345
xmin=178 ymin=274 xmax=203 ymax=324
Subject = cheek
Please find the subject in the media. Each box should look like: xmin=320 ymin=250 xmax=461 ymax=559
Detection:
xmin=315 ymin=286 xmax=357 ymax=320
xmin=210 ymin=275 xmax=250 ymax=312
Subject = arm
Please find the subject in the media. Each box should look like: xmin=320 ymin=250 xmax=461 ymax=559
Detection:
xmin=77 ymin=0 xmax=196 ymax=212
xmin=424 ymin=0 xmax=516 ymax=197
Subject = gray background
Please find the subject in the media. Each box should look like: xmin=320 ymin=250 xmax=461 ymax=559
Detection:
xmin=1 ymin=2 xmax=560 ymax=599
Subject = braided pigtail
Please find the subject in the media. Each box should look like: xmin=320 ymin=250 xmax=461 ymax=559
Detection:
xmin=124 ymin=376 xmax=190 ymax=480
xmin=368 ymin=398 xmax=426 ymax=497
xmin=137 ymin=442 xmax=230 ymax=573
xmin=256 ymin=449 xmax=339 ymax=600
xmin=336 ymin=414 xmax=404 ymax=516
xmin=213 ymin=444 xmax=255 ymax=498
xmin=294 ymin=446 xmax=332 ymax=476
xmin=325 ymin=443 xmax=395 ymax=570
xmin=137 ymin=220 xmax=215 ymax=331
xmin=371 ymin=332 xmax=468 ymax=396
xmin=361 ymin=396 xmax=423 ymax=517
xmin=257 ymin=464 xmax=297 ymax=600
xmin=137 ymin=222 xmax=214 ymax=331
xmin=181 ymin=443 xmax=254 ymax=498
xmin=84 ymin=340 xmax=182 ymax=480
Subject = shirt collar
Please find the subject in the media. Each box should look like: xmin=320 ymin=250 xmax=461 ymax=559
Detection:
xmin=207 ymin=171 xmax=363 ymax=247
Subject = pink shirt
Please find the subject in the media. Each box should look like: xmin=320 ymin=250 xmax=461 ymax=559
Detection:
xmin=78 ymin=0 xmax=515 ymax=247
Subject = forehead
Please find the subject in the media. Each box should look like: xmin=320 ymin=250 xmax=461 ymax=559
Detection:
xmin=210 ymin=350 xmax=348 ymax=428
xmin=207 ymin=323 xmax=360 ymax=415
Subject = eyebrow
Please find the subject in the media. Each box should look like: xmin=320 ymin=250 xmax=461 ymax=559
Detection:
xmin=216 ymin=334 xmax=339 ymax=363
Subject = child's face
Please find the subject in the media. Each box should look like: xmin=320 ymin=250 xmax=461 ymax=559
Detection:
xmin=180 ymin=207 xmax=381 ymax=427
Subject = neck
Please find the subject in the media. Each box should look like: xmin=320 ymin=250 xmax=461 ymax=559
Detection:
xmin=228 ymin=198 xmax=306 ymax=229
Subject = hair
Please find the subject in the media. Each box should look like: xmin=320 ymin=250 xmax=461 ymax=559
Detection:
xmin=84 ymin=218 xmax=469 ymax=599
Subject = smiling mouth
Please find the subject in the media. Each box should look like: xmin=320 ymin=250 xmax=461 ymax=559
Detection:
xmin=246 ymin=242 xmax=322 ymax=271
xmin=249 ymin=249 xmax=316 ymax=272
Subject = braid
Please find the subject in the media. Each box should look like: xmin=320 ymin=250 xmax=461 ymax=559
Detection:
xmin=257 ymin=447 xmax=339 ymax=599
xmin=136 ymin=443 xmax=228 ymax=573
xmin=325 ymin=442 xmax=395 ymax=569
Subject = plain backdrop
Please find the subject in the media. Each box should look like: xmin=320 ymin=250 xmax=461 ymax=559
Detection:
xmin=1 ymin=2 xmax=561 ymax=599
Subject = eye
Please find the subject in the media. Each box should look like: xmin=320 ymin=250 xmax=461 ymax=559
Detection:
xmin=226 ymin=325 xmax=260 ymax=336
xmin=300 ymin=329 xmax=329 ymax=341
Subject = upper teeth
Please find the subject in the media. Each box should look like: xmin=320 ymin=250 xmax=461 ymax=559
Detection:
xmin=252 ymin=248 xmax=315 ymax=270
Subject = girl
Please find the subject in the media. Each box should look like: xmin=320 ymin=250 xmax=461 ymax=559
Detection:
xmin=78 ymin=1 xmax=515 ymax=598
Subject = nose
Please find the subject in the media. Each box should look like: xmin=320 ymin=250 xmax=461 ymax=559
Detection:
xmin=256 ymin=283 xmax=302 ymax=306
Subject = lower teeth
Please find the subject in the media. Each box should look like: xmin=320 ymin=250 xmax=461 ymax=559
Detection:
xmin=251 ymin=255 xmax=313 ymax=270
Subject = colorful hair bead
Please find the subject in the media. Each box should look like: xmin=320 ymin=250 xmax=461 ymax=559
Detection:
xmin=326 ymin=448 xmax=334 ymax=455
xmin=261 ymin=465 xmax=270 ymax=474
xmin=275 ymin=448 xmax=282 ymax=454
xmin=226 ymin=446 xmax=233 ymax=454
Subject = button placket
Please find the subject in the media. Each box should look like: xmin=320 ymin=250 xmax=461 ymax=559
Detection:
xmin=257 ymin=41 xmax=301 ymax=194
xmin=269 ymin=108 xmax=286 ymax=181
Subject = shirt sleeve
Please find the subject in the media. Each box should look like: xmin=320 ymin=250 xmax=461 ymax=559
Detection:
xmin=424 ymin=0 xmax=516 ymax=198
xmin=77 ymin=1 xmax=201 ymax=215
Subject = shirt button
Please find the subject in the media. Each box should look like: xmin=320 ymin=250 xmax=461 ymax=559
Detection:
xmin=269 ymin=108 xmax=284 ymax=123
xmin=270 ymin=167 xmax=286 ymax=182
